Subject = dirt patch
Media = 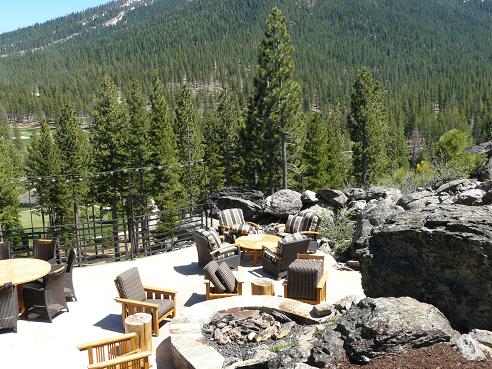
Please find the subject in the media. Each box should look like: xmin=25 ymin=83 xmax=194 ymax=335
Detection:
xmin=337 ymin=343 xmax=491 ymax=369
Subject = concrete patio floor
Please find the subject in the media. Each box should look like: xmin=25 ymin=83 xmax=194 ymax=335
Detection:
xmin=0 ymin=245 xmax=364 ymax=369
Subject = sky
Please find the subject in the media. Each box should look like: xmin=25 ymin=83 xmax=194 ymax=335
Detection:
xmin=0 ymin=0 xmax=111 ymax=34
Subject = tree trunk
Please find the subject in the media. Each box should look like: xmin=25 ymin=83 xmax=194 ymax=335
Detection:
xmin=282 ymin=131 xmax=288 ymax=189
xmin=112 ymin=197 xmax=120 ymax=260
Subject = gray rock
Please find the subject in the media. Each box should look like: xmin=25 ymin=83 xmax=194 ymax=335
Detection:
xmin=301 ymin=190 xmax=319 ymax=205
xmin=301 ymin=202 xmax=335 ymax=228
xmin=475 ymin=157 xmax=492 ymax=181
xmin=263 ymin=189 xmax=303 ymax=218
xmin=360 ymin=204 xmax=492 ymax=331
xmin=436 ymin=179 xmax=472 ymax=195
xmin=397 ymin=190 xmax=436 ymax=210
xmin=346 ymin=200 xmax=367 ymax=218
xmin=470 ymin=329 xmax=492 ymax=349
xmin=208 ymin=187 xmax=264 ymax=219
xmin=333 ymin=295 xmax=362 ymax=312
xmin=336 ymin=297 xmax=455 ymax=363
xmin=309 ymin=328 xmax=346 ymax=368
xmin=345 ymin=260 xmax=360 ymax=270
xmin=456 ymin=189 xmax=486 ymax=206
xmin=366 ymin=186 xmax=402 ymax=205
xmin=455 ymin=334 xmax=486 ymax=362
xmin=343 ymin=187 xmax=366 ymax=201
xmin=313 ymin=303 xmax=333 ymax=317
xmin=317 ymin=189 xmax=348 ymax=207
xmin=468 ymin=141 xmax=492 ymax=157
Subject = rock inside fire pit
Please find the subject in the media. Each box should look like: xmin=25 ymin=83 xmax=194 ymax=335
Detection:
xmin=203 ymin=310 xmax=296 ymax=346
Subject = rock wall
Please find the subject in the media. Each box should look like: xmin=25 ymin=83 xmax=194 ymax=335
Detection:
xmin=360 ymin=204 xmax=492 ymax=332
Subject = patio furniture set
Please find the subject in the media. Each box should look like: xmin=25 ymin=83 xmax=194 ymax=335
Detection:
xmin=0 ymin=239 xmax=75 ymax=332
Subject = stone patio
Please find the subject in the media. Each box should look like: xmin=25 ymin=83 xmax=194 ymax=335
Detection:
xmin=0 ymin=245 xmax=364 ymax=369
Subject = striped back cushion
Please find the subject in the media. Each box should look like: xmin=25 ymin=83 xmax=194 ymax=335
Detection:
xmin=218 ymin=208 xmax=245 ymax=227
xmin=287 ymin=259 xmax=323 ymax=300
xmin=114 ymin=267 xmax=146 ymax=302
xmin=230 ymin=223 xmax=254 ymax=235
xmin=285 ymin=215 xmax=306 ymax=233
xmin=203 ymin=261 xmax=226 ymax=292
xmin=299 ymin=211 xmax=320 ymax=232
xmin=196 ymin=228 xmax=222 ymax=252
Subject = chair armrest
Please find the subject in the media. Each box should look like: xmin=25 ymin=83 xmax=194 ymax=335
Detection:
xmin=88 ymin=351 xmax=151 ymax=369
xmin=246 ymin=221 xmax=260 ymax=229
xmin=300 ymin=231 xmax=320 ymax=236
xmin=144 ymin=286 xmax=177 ymax=298
xmin=218 ymin=224 xmax=231 ymax=231
xmin=236 ymin=266 xmax=243 ymax=284
xmin=210 ymin=244 xmax=240 ymax=255
xmin=274 ymin=224 xmax=286 ymax=233
xmin=78 ymin=333 xmax=138 ymax=351
xmin=114 ymin=298 xmax=159 ymax=310
xmin=317 ymin=271 xmax=329 ymax=289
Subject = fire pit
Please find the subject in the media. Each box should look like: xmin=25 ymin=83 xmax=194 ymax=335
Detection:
xmin=170 ymin=296 xmax=320 ymax=369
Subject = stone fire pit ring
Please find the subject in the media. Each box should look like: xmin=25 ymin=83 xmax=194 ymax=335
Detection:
xmin=170 ymin=296 xmax=321 ymax=369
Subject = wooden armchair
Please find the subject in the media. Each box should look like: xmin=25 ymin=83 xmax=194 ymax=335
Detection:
xmin=218 ymin=208 xmax=261 ymax=242
xmin=78 ymin=332 xmax=151 ymax=369
xmin=204 ymin=266 xmax=243 ymax=300
xmin=283 ymin=254 xmax=328 ymax=305
xmin=275 ymin=211 xmax=321 ymax=253
xmin=114 ymin=267 xmax=176 ymax=336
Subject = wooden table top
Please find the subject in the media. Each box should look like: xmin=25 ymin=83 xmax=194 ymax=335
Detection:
xmin=235 ymin=234 xmax=281 ymax=251
xmin=0 ymin=258 xmax=51 ymax=286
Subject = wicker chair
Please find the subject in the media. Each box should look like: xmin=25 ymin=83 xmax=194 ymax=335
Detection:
xmin=283 ymin=254 xmax=328 ymax=305
xmin=192 ymin=228 xmax=241 ymax=269
xmin=0 ymin=241 xmax=11 ymax=260
xmin=23 ymin=265 xmax=68 ymax=322
xmin=274 ymin=211 xmax=321 ymax=253
xmin=261 ymin=235 xmax=311 ymax=279
xmin=218 ymin=208 xmax=261 ymax=242
xmin=78 ymin=332 xmax=150 ymax=369
xmin=0 ymin=282 xmax=18 ymax=332
xmin=33 ymin=239 xmax=57 ymax=262
xmin=203 ymin=261 xmax=243 ymax=300
xmin=64 ymin=249 xmax=77 ymax=301
xmin=114 ymin=267 xmax=176 ymax=337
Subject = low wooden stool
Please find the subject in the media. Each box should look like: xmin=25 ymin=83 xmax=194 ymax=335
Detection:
xmin=124 ymin=313 xmax=152 ymax=352
xmin=251 ymin=278 xmax=275 ymax=296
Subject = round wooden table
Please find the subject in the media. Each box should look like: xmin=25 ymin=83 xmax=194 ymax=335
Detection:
xmin=0 ymin=258 xmax=51 ymax=285
xmin=235 ymin=234 xmax=281 ymax=266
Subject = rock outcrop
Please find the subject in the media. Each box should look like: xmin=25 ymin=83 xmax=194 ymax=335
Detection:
xmin=263 ymin=189 xmax=303 ymax=217
xmin=360 ymin=204 xmax=492 ymax=331
xmin=207 ymin=187 xmax=264 ymax=219
xmin=335 ymin=297 xmax=456 ymax=363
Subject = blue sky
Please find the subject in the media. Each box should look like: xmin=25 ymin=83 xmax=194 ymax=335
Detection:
xmin=0 ymin=0 xmax=110 ymax=34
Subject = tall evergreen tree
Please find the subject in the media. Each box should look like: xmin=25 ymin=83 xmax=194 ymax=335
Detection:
xmin=149 ymin=72 xmax=182 ymax=229
xmin=0 ymin=133 xmax=22 ymax=233
xmin=388 ymin=108 xmax=410 ymax=172
xmin=91 ymin=76 xmax=129 ymax=258
xmin=247 ymin=7 xmax=304 ymax=193
xmin=26 ymin=119 xmax=68 ymax=227
xmin=348 ymin=68 xmax=389 ymax=186
xmin=174 ymin=84 xmax=204 ymax=204
xmin=203 ymin=107 xmax=225 ymax=193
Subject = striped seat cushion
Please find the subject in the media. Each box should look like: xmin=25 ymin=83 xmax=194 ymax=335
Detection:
xmin=263 ymin=249 xmax=280 ymax=264
xmin=278 ymin=233 xmax=307 ymax=254
xmin=196 ymin=228 xmax=222 ymax=252
xmin=216 ymin=245 xmax=238 ymax=260
xmin=230 ymin=223 xmax=255 ymax=235
xmin=216 ymin=262 xmax=237 ymax=293
xmin=298 ymin=210 xmax=320 ymax=232
xmin=114 ymin=267 xmax=146 ymax=302
xmin=218 ymin=208 xmax=245 ymax=227
xmin=287 ymin=259 xmax=323 ymax=301
xmin=203 ymin=261 xmax=226 ymax=293
xmin=284 ymin=215 xmax=306 ymax=234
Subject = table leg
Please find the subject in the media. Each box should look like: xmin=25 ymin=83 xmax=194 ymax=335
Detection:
xmin=252 ymin=251 xmax=258 ymax=266
xmin=17 ymin=285 xmax=25 ymax=315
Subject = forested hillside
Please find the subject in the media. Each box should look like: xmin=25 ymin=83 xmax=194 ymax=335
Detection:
xmin=0 ymin=0 xmax=491 ymax=145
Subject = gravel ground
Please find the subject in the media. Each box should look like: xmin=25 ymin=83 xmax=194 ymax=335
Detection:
xmin=337 ymin=343 xmax=491 ymax=369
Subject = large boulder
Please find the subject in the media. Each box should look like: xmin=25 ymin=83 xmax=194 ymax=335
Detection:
xmin=207 ymin=187 xmax=264 ymax=220
xmin=317 ymin=189 xmax=348 ymax=207
xmin=343 ymin=188 xmax=366 ymax=201
xmin=365 ymin=186 xmax=402 ymax=205
xmin=455 ymin=189 xmax=486 ymax=206
xmin=263 ymin=189 xmax=303 ymax=218
xmin=397 ymin=190 xmax=439 ymax=210
xmin=309 ymin=328 xmax=346 ymax=368
xmin=361 ymin=204 xmax=492 ymax=331
xmin=336 ymin=297 xmax=456 ymax=363
xmin=301 ymin=190 xmax=319 ymax=205
xmin=302 ymin=202 xmax=335 ymax=228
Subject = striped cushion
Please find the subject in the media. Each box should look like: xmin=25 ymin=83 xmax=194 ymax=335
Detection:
xmin=216 ymin=262 xmax=237 ymax=293
xmin=287 ymin=259 xmax=323 ymax=301
xmin=218 ymin=208 xmax=245 ymax=227
xmin=114 ymin=267 xmax=146 ymax=302
xmin=230 ymin=223 xmax=255 ymax=235
xmin=263 ymin=249 xmax=279 ymax=264
xmin=285 ymin=215 xmax=306 ymax=233
xmin=203 ymin=261 xmax=226 ymax=293
xmin=196 ymin=228 xmax=222 ymax=252
xmin=298 ymin=211 xmax=320 ymax=232
xmin=216 ymin=245 xmax=238 ymax=260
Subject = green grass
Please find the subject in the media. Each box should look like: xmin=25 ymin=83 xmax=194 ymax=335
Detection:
xmin=19 ymin=208 xmax=44 ymax=229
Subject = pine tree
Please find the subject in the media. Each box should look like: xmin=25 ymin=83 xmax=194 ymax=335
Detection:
xmin=174 ymin=84 xmax=204 ymax=204
xmin=247 ymin=7 xmax=304 ymax=193
xmin=0 ymin=134 xmax=22 ymax=234
xmin=348 ymin=68 xmax=389 ymax=186
xmin=148 ymin=72 xmax=182 ymax=232
xmin=91 ymin=76 xmax=129 ymax=258
xmin=325 ymin=106 xmax=351 ymax=188
xmin=388 ymin=108 xmax=410 ymax=172
xmin=26 ymin=119 xmax=69 ymax=227
xmin=203 ymin=107 xmax=225 ymax=193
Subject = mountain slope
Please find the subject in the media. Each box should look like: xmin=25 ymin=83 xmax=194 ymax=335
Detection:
xmin=0 ymin=0 xmax=491 ymax=124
